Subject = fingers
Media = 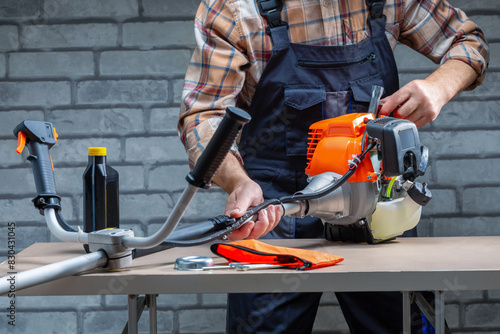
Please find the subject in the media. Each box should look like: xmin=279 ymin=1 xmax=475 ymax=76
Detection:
xmin=223 ymin=179 xmax=284 ymax=240
xmin=245 ymin=204 xmax=281 ymax=239
xmin=224 ymin=181 xmax=263 ymax=218
xmin=225 ymin=192 xmax=253 ymax=218
xmin=245 ymin=210 xmax=270 ymax=239
xmin=228 ymin=204 xmax=284 ymax=241
xmin=379 ymin=88 xmax=410 ymax=117
xmin=226 ymin=197 xmax=251 ymax=218
xmin=392 ymin=96 xmax=419 ymax=120
xmin=378 ymin=80 xmax=442 ymax=127
xmin=228 ymin=222 xmax=255 ymax=241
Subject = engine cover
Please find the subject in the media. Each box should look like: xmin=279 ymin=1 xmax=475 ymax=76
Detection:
xmin=306 ymin=113 xmax=378 ymax=183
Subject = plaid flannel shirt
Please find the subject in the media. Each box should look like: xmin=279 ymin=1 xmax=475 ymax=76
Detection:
xmin=179 ymin=0 xmax=489 ymax=168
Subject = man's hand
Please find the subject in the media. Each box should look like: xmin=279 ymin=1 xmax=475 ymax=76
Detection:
xmin=212 ymin=153 xmax=282 ymax=240
xmin=379 ymin=79 xmax=444 ymax=127
xmin=379 ymin=60 xmax=478 ymax=127
xmin=224 ymin=179 xmax=283 ymax=240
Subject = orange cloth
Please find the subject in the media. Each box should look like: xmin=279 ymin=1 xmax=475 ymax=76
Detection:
xmin=210 ymin=239 xmax=343 ymax=270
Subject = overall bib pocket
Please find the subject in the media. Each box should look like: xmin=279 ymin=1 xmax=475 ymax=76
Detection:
xmin=283 ymin=85 xmax=325 ymax=157
xmin=284 ymin=85 xmax=354 ymax=157
xmin=349 ymin=73 xmax=385 ymax=114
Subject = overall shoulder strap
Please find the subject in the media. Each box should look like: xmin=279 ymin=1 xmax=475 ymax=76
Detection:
xmin=365 ymin=0 xmax=387 ymax=36
xmin=365 ymin=0 xmax=386 ymax=21
xmin=258 ymin=0 xmax=288 ymax=34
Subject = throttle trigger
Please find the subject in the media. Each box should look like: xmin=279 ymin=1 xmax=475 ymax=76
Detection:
xmin=16 ymin=131 xmax=27 ymax=154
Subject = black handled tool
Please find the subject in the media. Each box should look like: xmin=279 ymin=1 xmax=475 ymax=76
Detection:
xmin=14 ymin=120 xmax=61 ymax=212
xmin=186 ymin=106 xmax=251 ymax=189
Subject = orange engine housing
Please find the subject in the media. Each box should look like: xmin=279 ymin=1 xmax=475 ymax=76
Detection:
xmin=305 ymin=113 xmax=378 ymax=183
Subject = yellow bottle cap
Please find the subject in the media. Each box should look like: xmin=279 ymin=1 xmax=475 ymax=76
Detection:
xmin=88 ymin=147 xmax=107 ymax=156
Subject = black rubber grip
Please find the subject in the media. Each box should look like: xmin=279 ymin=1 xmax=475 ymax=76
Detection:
xmin=27 ymin=141 xmax=58 ymax=197
xmin=186 ymin=106 xmax=251 ymax=189
xmin=166 ymin=220 xmax=219 ymax=241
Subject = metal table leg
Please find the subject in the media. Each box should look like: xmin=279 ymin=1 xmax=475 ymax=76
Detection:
xmin=402 ymin=291 xmax=411 ymax=334
xmin=127 ymin=294 xmax=139 ymax=334
xmin=122 ymin=294 xmax=157 ymax=334
xmin=435 ymin=291 xmax=445 ymax=334
xmin=148 ymin=294 xmax=158 ymax=334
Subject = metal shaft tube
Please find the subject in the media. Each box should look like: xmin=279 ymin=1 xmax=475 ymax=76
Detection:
xmin=281 ymin=201 xmax=303 ymax=217
xmin=0 ymin=250 xmax=107 ymax=295
xmin=45 ymin=208 xmax=89 ymax=244
xmin=123 ymin=184 xmax=199 ymax=249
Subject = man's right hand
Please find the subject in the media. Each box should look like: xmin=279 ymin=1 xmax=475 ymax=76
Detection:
xmin=212 ymin=154 xmax=282 ymax=240
xmin=224 ymin=179 xmax=282 ymax=240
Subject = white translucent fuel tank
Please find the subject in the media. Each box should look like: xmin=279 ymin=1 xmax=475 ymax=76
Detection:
xmin=370 ymin=195 xmax=422 ymax=241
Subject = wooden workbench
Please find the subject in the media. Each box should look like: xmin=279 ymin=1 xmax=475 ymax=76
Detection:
xmin=2 ymin=237 xmax=499 ymax=334
xmin=2 ymin=236 xmax=499 ymax=296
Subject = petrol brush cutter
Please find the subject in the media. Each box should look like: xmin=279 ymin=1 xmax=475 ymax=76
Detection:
xmin=0 ymin=87 xmax=431 ymax=295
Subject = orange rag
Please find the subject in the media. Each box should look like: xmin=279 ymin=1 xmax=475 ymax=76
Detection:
xmin=210 ymin=239 xmax=343 ymax=270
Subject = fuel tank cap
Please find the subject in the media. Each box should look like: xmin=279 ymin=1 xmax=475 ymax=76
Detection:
xmin=174 ymin=256 xmax=214 ymax=271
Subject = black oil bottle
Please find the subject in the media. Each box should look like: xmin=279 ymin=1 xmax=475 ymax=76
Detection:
xmin=83 ymin=147 xmax=119 ymax=237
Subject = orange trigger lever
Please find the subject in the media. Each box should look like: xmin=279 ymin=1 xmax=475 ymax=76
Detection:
xmin=16 ymin=131 xmax=27 ymax=154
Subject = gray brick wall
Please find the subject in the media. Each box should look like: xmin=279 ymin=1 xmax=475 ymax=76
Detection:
xmin=0 ymin=0 xmax=498 ymax=333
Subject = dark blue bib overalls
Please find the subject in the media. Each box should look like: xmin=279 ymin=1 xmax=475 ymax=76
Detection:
xmin=230 ymin=1 xmax=423 ymax=333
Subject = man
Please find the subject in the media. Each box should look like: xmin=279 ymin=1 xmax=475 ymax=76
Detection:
xmin=179 ymin=0 xmax=489 ymax=333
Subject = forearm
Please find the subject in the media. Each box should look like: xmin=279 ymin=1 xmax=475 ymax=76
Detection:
xmin=425 ymin=59 xmax=478 ymax=105
xmin=379 ymin=59 xmax=479 ymax=126
xmin=212 ymin=153 xmax=251 ymax=194
xmin=179 ymin=0 xmax=249 ymax=169
xmin=401 ymin=0 xmax=489 ymax=90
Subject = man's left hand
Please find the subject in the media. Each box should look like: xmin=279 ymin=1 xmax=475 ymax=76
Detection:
xmin=378 ymin=59 xmax=478 ymax=127
xmin=379 ymin=79 xmax=445 ymax=127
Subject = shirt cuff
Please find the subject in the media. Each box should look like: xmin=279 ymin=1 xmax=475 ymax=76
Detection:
xmin=442 ymin=46 xmax=489 ymax=91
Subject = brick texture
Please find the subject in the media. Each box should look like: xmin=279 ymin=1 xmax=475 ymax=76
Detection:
xmin=122 ymin=22 xmax=195 ymax=48
xmin=465 ymin=304 xmax=500 ymax=328
xmin=43 ymin=0 xmax=138 ymax=19
xmin=150 ymin=107 xmax=182 ymax=133
xmin=0 ymin=81 xmax=71 ymax=106
xmin=142 ymin=0 xmax=200 ymax=18
xmin=0 ymin=54 xmax=5 ymax=78
xmin=10 ymin=51 xmax=94 ymax=78
xmin=76 ymin=80 xmax=168 ymax=104
xmin=0 ymin=25 xmax=19 ymax=51
xmin=46 ymin=108 xmax=145 ymax=135
xmin=0 ymin=110 xmax=44 ymax=137
xmin=0 ymin=311 xmax=77 ymax=333
xmin=0 ymin=1 xmax=499 ymax=333
xmin=100 ymin=50 xmax=192 ymax=77
xmin=0 ymin=0 xmax=41 ymax=18
xmin=22 ymin=24 xmax=119 ymax=49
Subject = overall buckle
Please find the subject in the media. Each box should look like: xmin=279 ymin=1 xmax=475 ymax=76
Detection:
xmin=366 ymin=0 xmax=387 ymax=21
xmin=258 ymin=0 xmax=288 ymax=34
